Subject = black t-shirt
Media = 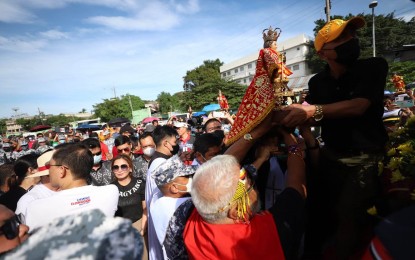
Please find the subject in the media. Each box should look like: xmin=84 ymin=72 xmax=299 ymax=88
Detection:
xmin=112 ymin=177 xmax=146 ymax=222
xmin=269 ymin=187 xmax=305 ymax=260
xmin=306 ymin=57 xmax=388 ymax=151
xmin=0 ymin=186 xmax=27 ymax=212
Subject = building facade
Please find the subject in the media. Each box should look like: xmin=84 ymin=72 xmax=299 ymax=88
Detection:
xmin=220 ymin=34 xmax=314 ymax=92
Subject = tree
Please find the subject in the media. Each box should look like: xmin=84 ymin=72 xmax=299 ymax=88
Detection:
xmin=181 ymin=59 xmax=247 ymax=111
xmin=79 ymin=108 xmax=87 ymax=113
xmin=0 ymin=119 xmax=6 ymax=135
xmin=306 ymin=13 xmax=415 ymax=73
xmin=15 ymin=114 xmax=82 ymax=132
xmin=93 ymin=94 xmax=145 ymax=122
xmin=156 ymin=92 xmax=179 ymax=114
xmin=387 ymin=61 xmax=415 ymax=90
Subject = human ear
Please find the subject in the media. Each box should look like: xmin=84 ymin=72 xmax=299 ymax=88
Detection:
xmin=169 ymin=184 xmax=178 ymax=194
xmin=227 ymin=204 xmax=239 ymax=221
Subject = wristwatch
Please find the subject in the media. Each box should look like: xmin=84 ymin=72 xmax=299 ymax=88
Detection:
xmin=243 ymin=133 xmax=253 ymax=142
xmin=313 ymin=105 xmax=324 ymax=122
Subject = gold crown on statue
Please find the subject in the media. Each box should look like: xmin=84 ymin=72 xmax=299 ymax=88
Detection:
xmin=263 ymin=26 xmax=281 ymax=42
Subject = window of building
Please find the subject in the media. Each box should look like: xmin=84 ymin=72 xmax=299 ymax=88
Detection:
xmin=243 ymin=79 xmax=246 ymax=83
xmin=234 ymin=68 xmax=238 ymax=73
xmin=227 ymin=71 xmax=230 ymax=76
xmin=222 ymin=73 xmax=226 ymax=77
xmin=293 ymin=64 xmax=300 ymax=71
xmin=248 ymin=63 xmax=252 ymax=69
xmin=240 ymin=66 xmax=244 ymax=71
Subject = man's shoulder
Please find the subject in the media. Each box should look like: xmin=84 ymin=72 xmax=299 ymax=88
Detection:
xmin=357 ymin=57 xmax=388 ymax=73
xmin=133 ymin=155 xmax=147 ymax=164
xmin=89 ymin=184 xmax=119 ymax=194
xmin=149 ymin=157 xmax=167 ymax=171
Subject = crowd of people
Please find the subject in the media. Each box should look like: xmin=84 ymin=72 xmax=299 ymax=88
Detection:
xmin=1 ymin=16 xmax=415 ymax=259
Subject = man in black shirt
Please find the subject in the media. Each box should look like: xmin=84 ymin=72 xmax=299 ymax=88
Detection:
xmin=282 ymin=17 xmax=388 ymax=259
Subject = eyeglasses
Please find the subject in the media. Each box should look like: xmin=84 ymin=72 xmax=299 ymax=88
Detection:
xmin=92 ymin=151 xmax=101 ymax=156
xmin=44 ymin=162 xmax=63 ymax=168
xmin=117 ymin=147 xmax=131 ymax=153
xmin=112 ymin=164 xmax=129 ymax=171
xmin=0 ymin=215 xmax=22 ymax=240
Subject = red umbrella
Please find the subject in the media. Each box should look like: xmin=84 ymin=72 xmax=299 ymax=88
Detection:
xmin=142 ymin=117 xmax=159 ymax=124
xmin=30 ymin=125 xmax=52 ymax=132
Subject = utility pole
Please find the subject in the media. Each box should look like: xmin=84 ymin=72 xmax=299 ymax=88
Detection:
xmin=112 ymin=86 xmax=117 ymax=99
xmin=325 ymin=0 xmax=331 ymax=22
xmin=128 ymin=95 xmax=134 ymax=116
xmin=369 ymin=1 xmax=378 ymax=57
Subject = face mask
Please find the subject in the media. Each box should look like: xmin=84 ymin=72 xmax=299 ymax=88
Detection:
xmin=93 ymin=154 xmax=102 ymax=165
xmin=168 ymin=142 xmax=180 ymax=155
xmin=174 ymin=177 xmax=192 ymax=193
xmin=212 ymin=130 xmax=225 ymax=141
xmin=143 ymin=147 xmax=155 ymax=157
xmin=334 ymin=38 xmax=360 ymax=66
xmin=59 ymin=140 xmax=65 ymax=144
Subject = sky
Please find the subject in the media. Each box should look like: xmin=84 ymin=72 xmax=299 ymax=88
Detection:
xmin=1 ymin=0 xmax=414 ymax=119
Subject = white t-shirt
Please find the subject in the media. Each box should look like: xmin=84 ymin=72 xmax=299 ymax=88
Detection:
xmin=151 ymin=197 xmax=191 ymax=246
xmin=15 ymin=183 xmax=57 ymax=217
xmin=25 ymin=184 xmax=119 ymax=230
xmin=145 ymin=157 xmax=167 ymax=260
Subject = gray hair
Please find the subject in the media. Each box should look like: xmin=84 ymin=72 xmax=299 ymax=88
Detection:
xmin=190 ymin=155 xmax=239 ymax=223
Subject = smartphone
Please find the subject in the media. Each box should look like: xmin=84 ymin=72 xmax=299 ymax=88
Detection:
xmin=395 ymin=100 xmax=414 ymax=108
xmin=212 ymin=111 xmax=225 ymax=118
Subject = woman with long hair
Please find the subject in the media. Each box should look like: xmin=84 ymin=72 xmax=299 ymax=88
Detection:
xmin=111 ymin=154 xmax=146 ymax=231
xmin=0 ymin=153 xmax=40 ymax=211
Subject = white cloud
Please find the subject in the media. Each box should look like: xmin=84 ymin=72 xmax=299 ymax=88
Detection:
xmin=40 ymin=30 xmax=70 ymax=40
xmin=0 ymin=36 xmax=47 ymax=52
xmin=173 ymin=0 xmax=200 ymax=14
xmin=86 ymin=2 xmax=181 ymax=31
xmin=0 ymin=1 xmax=36 ymax=23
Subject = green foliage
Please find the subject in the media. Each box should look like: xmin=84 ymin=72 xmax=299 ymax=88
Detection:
xmin=157 ymin=92 xmax=180 ymax=114
xmin=0 ymin=119 xmax=6 ymax=134
xmin=16 ymin=117 xmax=46 ymax=131
xmin=93 ymin=94 xmax=145 ymax=122
xmin=16 ymin=114 xmax=84 ymax=131
xmin=306 ymin=13 xmax=415 ymax=73
xmin=183 ymin=59 xmax=224 ymax=90
xmin=181 ymin=59 xmax=247 ymax=111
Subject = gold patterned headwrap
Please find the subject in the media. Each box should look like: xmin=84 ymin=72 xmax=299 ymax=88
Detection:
xmin=218 ymin=168 xmax=254 ymax=223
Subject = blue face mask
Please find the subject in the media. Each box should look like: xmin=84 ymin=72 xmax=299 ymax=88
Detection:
xmin=93 ymin=154 xmax=102 ymax=165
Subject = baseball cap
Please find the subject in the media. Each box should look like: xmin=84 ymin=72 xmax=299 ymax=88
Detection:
xmin=144 ymin=124 xmax=156 ymax=133
xmin=174 ymin=122 xmax=189 ymax=129
xmin=314 ymin=17 xmax=365 ymax=52
xmin=28 ymin=150 xmax=54 ymax=178
xmin=120 ymin=124 xmax=135 ymax=135
xmin=153 ymin=155 xmax=196 ymax=188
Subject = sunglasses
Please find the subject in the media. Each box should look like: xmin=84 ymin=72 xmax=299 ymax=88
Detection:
xmin=117 ymin=147 xmax=131 ymax=153
xmin=112 ymin=164 xmax=129 ymax=171
xmin=0 ymin=215 xmax=21 ymax=240
xmin=92 ymin=151 xmax=102 ymax=156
